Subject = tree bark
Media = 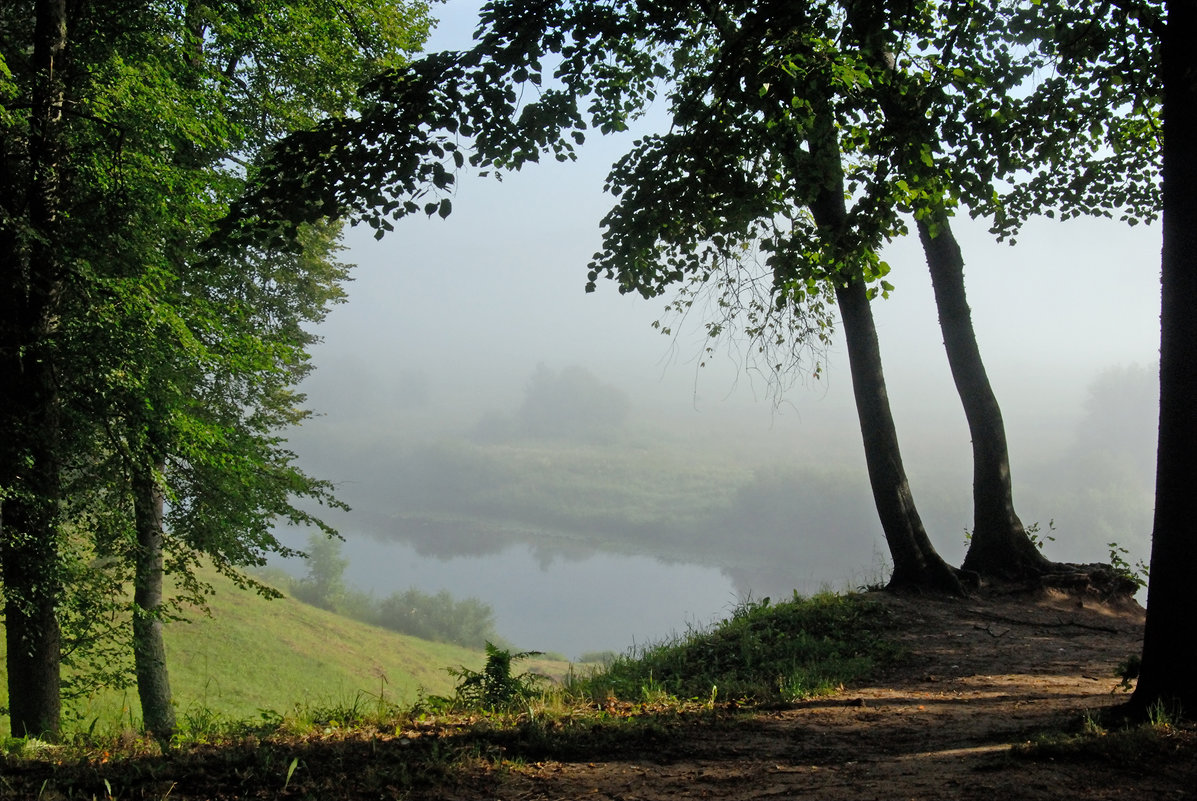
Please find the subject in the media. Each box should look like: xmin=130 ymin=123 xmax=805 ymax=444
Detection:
xmin=917 ymin=213 xmax=1052 ymax=580
xmin=132 ymin=460 xmax=176 ymax=744
xmin=804 ymin=100 xmax=961 ymax=595
xmin=1130 ymin=0 xmax=1197 ymax=717
xmin=833 ymin=277 xmax=963 ymax=593
xmin=0 ymin=0 xmax=68 ymax=740
xmin=0 ymin=499 xmax=63 ymax=739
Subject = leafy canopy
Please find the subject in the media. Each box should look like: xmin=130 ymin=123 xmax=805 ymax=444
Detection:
xmin=225 ymin=0 xmax=1159 ymax=363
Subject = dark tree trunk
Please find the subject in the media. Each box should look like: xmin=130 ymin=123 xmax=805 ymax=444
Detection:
xmin=1130 ymin=0 xmax=1197 ymax=717
xmin=917 ymin=214 xmax=1052 ymax=580
xmin=0 ymin=0 xmax=68 ymax=740
xmin=834 ymin=277 xmax=963 ymax=593
xmin=0 ymin=496 xmax=63 ymax=739
xmin=132 ymin=460 xmax=176 ymax=744
xmin=838 ymin=0 xmax=1046 ymax=583
xmin=803 ymin=104 xmax=960 ymax=595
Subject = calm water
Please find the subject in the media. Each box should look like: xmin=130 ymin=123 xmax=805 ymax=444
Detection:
xmin=279 ymin=534 xmax=743 ymax=659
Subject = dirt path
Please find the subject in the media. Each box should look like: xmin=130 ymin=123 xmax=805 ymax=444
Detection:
xmin=9 ymin=589 xmax=1193 ymax=801
xmin=454 ymin=590 xmax=1194 ymax=801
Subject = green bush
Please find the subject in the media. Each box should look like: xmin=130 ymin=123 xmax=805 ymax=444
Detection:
xmin=447 ymin=643 xmax=546 ymax=710
xmin=375 ymin=588 xmax=499 ymax=649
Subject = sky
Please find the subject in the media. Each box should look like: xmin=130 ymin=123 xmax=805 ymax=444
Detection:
xmin=305 ymin=0 xmax=1161 ymax=459
xmin=277 ymin=1 xmax=1164 ymax=657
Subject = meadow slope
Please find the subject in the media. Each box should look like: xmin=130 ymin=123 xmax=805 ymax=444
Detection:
xmin=0 ymin=570 xmax=488 ymax=733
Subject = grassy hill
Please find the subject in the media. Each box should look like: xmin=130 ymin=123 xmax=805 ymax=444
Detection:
xmin=1 ymin=569 xmax=491 ymax=735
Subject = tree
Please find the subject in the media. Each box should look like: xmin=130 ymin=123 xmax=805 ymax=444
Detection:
xmin=0 ymin=0 xmax=432 ymax=738
xmin=225 ymin=0 xmax=963 ymax=592
xmin=852 ymin=0 xmax=1186 ymax=710
xmin=81 ymin=229 xmax=354 ymax=741
xmin=375 ymin=587 xmax=498 ymax=648
xmin=998 ymin=0 xmax=1197 ymax=717
xmin=1 ymin=0 xmax=85 ymax=739
xmin=102 ymin=2 xmax=427 ymax=743
xmin=1131 ymin=0 xmax=1197 ymax=717
xmin=634 ymin=0 xmax=1154 ymax=584
xmin=918 ymin=215 xmax=1051 ymax=579
xmin=906 ymin=0 xmax=1160 ymax=580
xmin=516 ymin=364 xmax=631 ymax=442
xmin=294 ymin=532 xmax=350 ymax=611
xmin=223 ymin=0 xmax=1158 ymax=593
xmin=818 ymin=1 xmax=1042 ymax=580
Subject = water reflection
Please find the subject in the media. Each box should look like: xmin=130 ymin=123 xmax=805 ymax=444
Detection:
xmin=287 ymin=535 xmax=743 ymax=659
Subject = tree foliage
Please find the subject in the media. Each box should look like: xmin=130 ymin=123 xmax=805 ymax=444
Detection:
xmin=229 ymin=0 xmax=1179 ymax=706
xmin=0 ymin=0 xmax=432 ymax=737
xmin=516 ymin=364 xmax=631 ymax=442
xmin=376 ymin=587 xmax=499 ymax=649
xmin=219 ymin=0 xmax=1158 ymax=592
xmin=293 ymin=533 xmax=351 ymax=611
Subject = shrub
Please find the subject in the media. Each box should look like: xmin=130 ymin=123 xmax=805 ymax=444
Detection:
xmin=447 ymin=643 xmax=546 ymax=710
xmin=375 ymin=587 xmax=499 ymax=649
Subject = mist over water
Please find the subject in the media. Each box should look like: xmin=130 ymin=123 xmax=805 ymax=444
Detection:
xmin=279 ymin=344 xmax=1158 ymax=655
xmin=270 ymin=0 xmax=1163 ymax=658
xmin=278 ymin=537 xmax=741 ymax=659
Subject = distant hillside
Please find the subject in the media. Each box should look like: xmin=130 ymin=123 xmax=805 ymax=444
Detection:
xmin=0 ymin=569 xmax=488 ymax=734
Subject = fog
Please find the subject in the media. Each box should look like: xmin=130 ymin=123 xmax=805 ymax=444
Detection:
xmin=272 ymin=1 xmax=1162 ymax=659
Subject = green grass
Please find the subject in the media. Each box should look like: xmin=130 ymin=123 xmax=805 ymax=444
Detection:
xmin=1017 ymin=708 xmax=1197 ymax=768
xmin=0 ymin=568 xmax=488 ymax=736
xmin=571 ymin=591 xmax=898 ymax=704
xmin=0 ymin=569 xmax=893 ymax=763
xmin=400 ymin=436 xmax=746 ymax=542
xmin=0 ymin=589 xmax=901 ymax=801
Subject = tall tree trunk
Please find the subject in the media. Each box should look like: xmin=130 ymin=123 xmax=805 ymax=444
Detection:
xmin=1130 ymin=0 xmax=1197 ymax=717
xmin=132 ymin=460 xmax=176 ymax=744
xmin=917 ymin=214 xmax=1052 ymax=580
xmin=0 ymin=0 xmax=68 ymax=739
xmin=0 ymin=494 xmax=62 ymax=739
xmin=803 ymin=99 xmax=961 ymax=595
xmin=833 ymin=277 xmax=963 ymax=593
xmin=838 ymin=0 xmax=1046 ymax=583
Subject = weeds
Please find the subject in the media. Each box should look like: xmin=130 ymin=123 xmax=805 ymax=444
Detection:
xmin=0 ymin=591 xmax=900 ymax=800
xmin=282 ymin=756 xmax=300 ymax=791
xmin=1019 ymin=709 xmax=1194 ymax=766
xmin=175 ymin=703 xmax=228 ymax=744
xmin=1026 ymin=520 xmax=1057 ymax=551
xmin=964 ymin=520 xmax=1056 ymax=552
xmin=1115 ymin=653 xmax=1142 ymax=692
xmin=0 ymin=737 xmax=57 ymax=759
xmin=1147 ymin=699 xmax=1181 ymax=729
xmin=573 ymin=592 xmax=897 ymax=705
xmin=444 ymin=643 xmax=547 ymax=711
xmin=1108 ymin=542 xmax=1149 ymax=590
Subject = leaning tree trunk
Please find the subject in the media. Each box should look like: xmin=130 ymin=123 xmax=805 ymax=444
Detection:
xmin=0 ymin=0 xmax=69 ymax=739
xmin=833 ymin=277 xmax=963 ymax=593
xmin=917 ymin=213 xmax=1052 ymax=580
xmin=837 ymin=0 xmax=1044 ymax=585
xmin=131 ymin=459 xmax=176 ymax=744
xmin=802 ymin=100 xmax=961 ymax=594
xmin=1130 ymin=0 xmax=1197 ymax=718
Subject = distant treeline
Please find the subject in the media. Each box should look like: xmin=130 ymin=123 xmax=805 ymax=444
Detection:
xmin=291 ymin=363 xmax=1156 ymax=600
xmin=272 ymin=535 xmax=504 ymax=650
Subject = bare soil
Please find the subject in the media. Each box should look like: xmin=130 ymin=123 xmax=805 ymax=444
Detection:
xmin=439 ymin=588 xmax=1192 ymax=801
xmin=7 ymin=588 xmax=1196 ymax=800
